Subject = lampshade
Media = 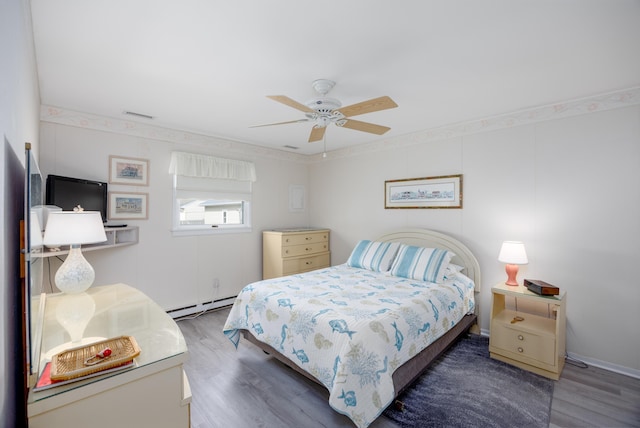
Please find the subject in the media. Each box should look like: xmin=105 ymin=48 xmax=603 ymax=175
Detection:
xmin=498 ymin=241 xmax=528 ymax=286
xmin=498 ymin=241 xmax=528 ymax=265
xmin=43 ymin=211 xmax=107 ymax=247
xmin=29 ymin=210 xmax=43 ymax=249
xmin=43 ymin=211 xmax=107 ymax=293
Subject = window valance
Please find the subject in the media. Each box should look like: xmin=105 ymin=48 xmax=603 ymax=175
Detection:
xmin=169 ymin=151 xmax=256 ymax=182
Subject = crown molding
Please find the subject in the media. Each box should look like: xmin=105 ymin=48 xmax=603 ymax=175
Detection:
xmin=309 ymin=86 xmax=640 ymax=161
xmin=39 ymin=105 xmax=309 ymax=163
xmin=41 ymin=86 xmax=639 ymax=163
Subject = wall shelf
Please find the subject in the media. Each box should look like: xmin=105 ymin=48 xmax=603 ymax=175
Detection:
xmin=35 ymin=226 xmax=139 ymax=258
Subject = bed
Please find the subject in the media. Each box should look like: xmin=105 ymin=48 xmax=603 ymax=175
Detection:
xmin=223 ymin=228 xmax=481 ymax=427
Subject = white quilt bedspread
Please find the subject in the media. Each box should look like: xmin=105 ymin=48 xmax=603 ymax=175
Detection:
xmin=223 ymin=264 xmax=475 ymax=427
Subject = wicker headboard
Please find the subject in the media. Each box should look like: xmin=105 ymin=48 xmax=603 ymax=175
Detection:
xmin=376 ymin=228 xmax=481 ymax=293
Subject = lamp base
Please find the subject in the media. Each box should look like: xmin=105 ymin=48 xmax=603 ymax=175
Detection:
xmin=55 ymin=244 xmax=95 ymax=293
xmin=505 ymin=263 xmax=520 ymax=286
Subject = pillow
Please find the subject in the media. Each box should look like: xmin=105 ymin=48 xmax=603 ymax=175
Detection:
xmin=389 ymin=244 xmax=454 ymax=283
xmin=448 ymin=263 xmax=464 ymax=273
xmin=346 ymin=240 xmax=401 ymax=272
xmin=444 ymin=263 xmax=464 ymax=280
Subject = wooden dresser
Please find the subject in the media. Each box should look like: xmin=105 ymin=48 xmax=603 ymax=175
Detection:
xmin=263 ymin=228 xmax=330 ymax=279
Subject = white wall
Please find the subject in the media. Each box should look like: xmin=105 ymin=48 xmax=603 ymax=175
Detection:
xmin=39 ymin=121 xmax=310 ymax=310
xmin=0 ymin=0 xmax=41 ymax=423
xmin=309 ymin=104 xmax=640 ymax=375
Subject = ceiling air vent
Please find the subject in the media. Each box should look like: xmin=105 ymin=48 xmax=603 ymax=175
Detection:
xmin=123 ymin=111 xmax=154 ymax=120
xmin=283 ymin=145 xmax=299 ymax=150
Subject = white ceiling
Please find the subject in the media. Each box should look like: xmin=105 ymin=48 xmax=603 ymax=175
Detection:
xmin=30 ymin=0 xmax=640 ymax=156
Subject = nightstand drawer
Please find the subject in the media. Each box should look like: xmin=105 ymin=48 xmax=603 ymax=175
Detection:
xmin=283 ymin=252 xmax=330 ymax=274
xmin=491 ymin=323 xmax=556 ymax=366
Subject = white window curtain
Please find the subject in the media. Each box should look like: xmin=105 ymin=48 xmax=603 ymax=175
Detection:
xmin=170 ymin=152 xmax=255 ymax=201
xmin=169 ymin=151 xmax=256 ymax=182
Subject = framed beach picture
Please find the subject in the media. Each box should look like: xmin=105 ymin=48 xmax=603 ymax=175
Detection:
xmin=385 ymin=174 xmax=463 ymax=209
xmin=109 ymin=156 xmax=149 ymax=186
xmin=108 ymin=192 xmax=149 ymax=220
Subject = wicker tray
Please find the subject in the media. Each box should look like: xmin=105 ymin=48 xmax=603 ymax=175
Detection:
xmin=50 ymin=335 xmax=141 ymax=381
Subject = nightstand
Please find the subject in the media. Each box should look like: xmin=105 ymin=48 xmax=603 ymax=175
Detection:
xmin=489 ymin=282 xmax=566 ymax=380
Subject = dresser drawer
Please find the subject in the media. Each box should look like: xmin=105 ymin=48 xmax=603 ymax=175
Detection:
xmin=282 ymin=242 xmax=328 ymax=258
xmin=491 ymin=323 xmax=556 ymax=366
xmin=282 ymin=231 xmax=329 ymax=247
xmin=283 ymin=252 xmax=331 ymax=275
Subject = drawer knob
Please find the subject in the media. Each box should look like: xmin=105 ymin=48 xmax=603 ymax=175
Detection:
xmin=306 ymin=261 xmax=312 ymax=265
xmin=285 ymin=250 xmax=289 ymax=254
xmin=518 ymin=347 xmax=524 ymax=353
xmin=306 ymin=248 xmax=311 ymax=251
xmin=518 ymin=335 xmax=524 ymax=341
xmin=306 ymin=237 xmax=311 ymax=241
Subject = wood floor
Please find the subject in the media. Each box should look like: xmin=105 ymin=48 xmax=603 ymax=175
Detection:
xmin=177 ymin=307 xmax=640 ymax=428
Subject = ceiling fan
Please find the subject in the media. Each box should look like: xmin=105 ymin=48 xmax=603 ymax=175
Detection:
xmin=252 ymin=79 xmax=398 ymax=143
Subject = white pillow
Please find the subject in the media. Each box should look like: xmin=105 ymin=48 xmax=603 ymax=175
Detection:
xmin=389 ymin=244 xmax=454 ymax=283
xmin=444 ymin=263 xmax=465 ymax=280
xmin=346 ymin=240 xmax=401 ymax=272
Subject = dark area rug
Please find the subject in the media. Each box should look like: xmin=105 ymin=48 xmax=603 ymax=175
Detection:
xmin=383 ymin=335 xmax=554 ymax=428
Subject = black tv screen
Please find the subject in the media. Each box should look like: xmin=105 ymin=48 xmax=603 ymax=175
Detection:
xmin=45 ymin=175 xmax=108 ymax=222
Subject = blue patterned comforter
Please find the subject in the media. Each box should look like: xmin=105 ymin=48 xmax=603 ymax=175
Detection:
xmin=223 ymin=264 xmax=475 ymax=427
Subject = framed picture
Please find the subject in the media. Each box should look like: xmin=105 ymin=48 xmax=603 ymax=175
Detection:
xmin=385 ymin=174 xmax=463 ymax=209
xmin=108 ymin=192 xmax=148 ymax=220
xmin=109 ymin=156 xmax=149 ymax=186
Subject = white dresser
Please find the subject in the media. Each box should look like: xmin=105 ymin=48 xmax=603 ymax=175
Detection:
xmin=262 ymin=228 xmax=330 ymax=279
xmin=27 ymin=284 xmax=191 ymax=427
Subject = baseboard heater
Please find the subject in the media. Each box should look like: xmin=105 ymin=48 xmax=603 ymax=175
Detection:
xmin=166 ymin=296 xmax=236 ymax=319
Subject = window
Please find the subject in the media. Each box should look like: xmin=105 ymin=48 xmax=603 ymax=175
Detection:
xmin=170 ymin=152 xmax=255 ymax=235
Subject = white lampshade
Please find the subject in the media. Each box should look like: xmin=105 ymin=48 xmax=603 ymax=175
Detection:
xmin=43 ymin=211 xmax=107 ymax=293
xmin=498 ymin=241 xmax=528 ymax=265
xmin=29 ymin=210 xmax=43 ymax=248
xmin=43 ymin=211 xmax=107 ymax=247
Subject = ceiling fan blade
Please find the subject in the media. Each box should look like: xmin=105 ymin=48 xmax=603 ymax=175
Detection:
xmin=250 ymin=118 xmax=310 ymax=128
xmin=338 ymin=119 xmax=391 ymax=135
xmin=308 ymin=126 xmax=326 ymax=143
xmin=335 ymin=96 xmax=398 ymax=118
xmin=267 ymin=95 xmax=315 ymax=113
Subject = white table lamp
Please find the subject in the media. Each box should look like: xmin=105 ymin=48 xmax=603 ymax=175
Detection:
xmin=498 ymin=241 xmax=528 ymax=286
xmin=43 ymin=210 xmax=107 ymax=293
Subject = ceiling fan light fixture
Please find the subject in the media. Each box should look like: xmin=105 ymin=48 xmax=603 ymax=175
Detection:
xmin=305 ymin=97 xmax=341 ymax=112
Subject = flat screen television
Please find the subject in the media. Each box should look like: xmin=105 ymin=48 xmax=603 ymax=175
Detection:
xmin=45 ymin=174 xmax=108 ymax=222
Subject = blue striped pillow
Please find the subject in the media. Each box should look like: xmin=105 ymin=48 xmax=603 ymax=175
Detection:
xmin=346 ymin=240 xmax=401 ymax=272
xmin=389 ymin=245 xmax=454 ymax=283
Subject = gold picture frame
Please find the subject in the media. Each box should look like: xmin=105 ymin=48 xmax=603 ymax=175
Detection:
xmin=109 ymin=156 xmax=149 ymax=186
xmin=385 ymin=174 xmax=463 ymax=209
